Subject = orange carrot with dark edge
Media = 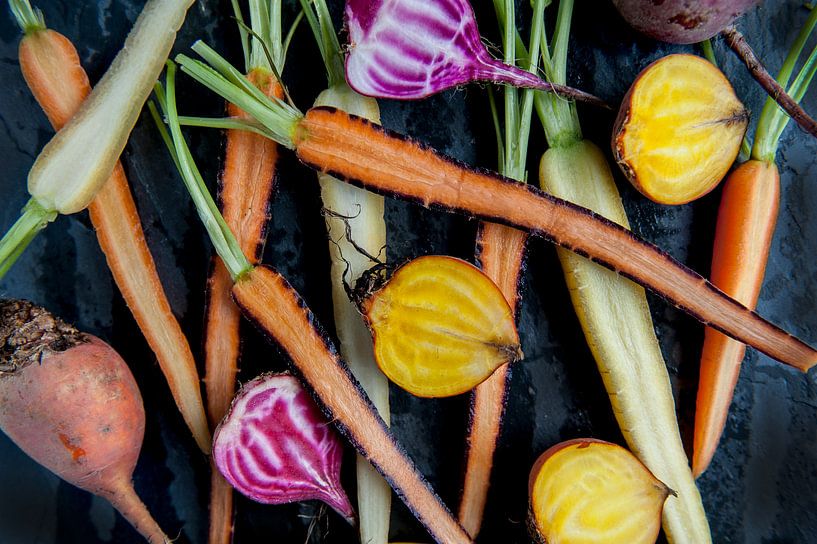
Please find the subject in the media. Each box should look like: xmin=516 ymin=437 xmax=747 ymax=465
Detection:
xmin=293 ymin=106 xmax=816 ymax=369
xmin=151 ymin=71 xmax=473 ymax=543
xmin=10 ymin=0 xmax=210 ymax=453
xmin=693 ymin=9 xmax=817 ymax=477
xmin=178 ymin=41 xmax=817 ymax=374
xmin=460 ymin=0 xmax=541 ymax=534
xmin=201 ymin=2 xmax=291 ymax=540
xmin=204 ymin=71 xmax=281 ymax=544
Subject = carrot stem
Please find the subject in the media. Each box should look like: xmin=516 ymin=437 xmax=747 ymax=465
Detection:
xmin=8 ymin=0 xmax=44 ymax=34
xmin=153 ymin=66 xmax=251 ymax=281
xmin=0 ymin=198 xmax=55 ymax=278
xmin=754 ymin=6 xmax=817 ymax=161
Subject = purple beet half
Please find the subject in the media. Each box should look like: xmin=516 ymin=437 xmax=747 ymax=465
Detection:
xmin=212 ymin=372 xmax=355 ymax=523
xmin=344 ymin=0 xmax=606 ymax=106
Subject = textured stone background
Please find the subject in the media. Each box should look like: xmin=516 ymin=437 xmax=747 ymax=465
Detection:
xmin=0 ymin=1 xmax=815 ymax=542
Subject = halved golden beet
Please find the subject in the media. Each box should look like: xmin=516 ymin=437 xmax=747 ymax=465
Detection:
xmin=361 ymin=256 xmax=521 ymax=398
xmin=613 ymin=54 xmax=748 ymax=205
xmin=529 ymin=439 xmax=671 ymax=544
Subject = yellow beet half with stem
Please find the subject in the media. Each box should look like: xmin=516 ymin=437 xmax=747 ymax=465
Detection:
xmin=613 ymin=54 xmax=748 ymax=205
xmin=361 ymin=256 xmax=522 ymax=398
xmin=528 ymin=439 xmax=672 ymax=544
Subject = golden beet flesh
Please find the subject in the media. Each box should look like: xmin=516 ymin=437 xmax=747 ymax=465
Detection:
xmin=613 ymin=54 xmax=748 ymax=205
xmin=362 ymin=256 xmax=521 ymax=398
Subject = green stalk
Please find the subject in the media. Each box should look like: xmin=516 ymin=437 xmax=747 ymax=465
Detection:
xmin=0 ymin=199 xmax=56 ymax=279
xmin=536 ymin=0 xmax=580 ymax=149
xmin=300 ymin=1 xmax=391 ymax=541
xmin=8 ymin=0 xmax=45 ymax=34
xmin=151 ymin=65 xmax=251 ymax=281
xmin=177 ymin=42 xmax=302 ymax=148
xmin=534 ymin=2 xmax=711 ymax=542
xmin=753 ymin=6 xmax=817 ymax=162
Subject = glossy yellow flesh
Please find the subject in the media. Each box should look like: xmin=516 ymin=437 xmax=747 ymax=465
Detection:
xmin=540 ymin=141 xmax=711 ymax=544
xmin=617 ymin=54 xmax=747 ymax=205
xmin=365 ymin=256 xmax=520 ymax=397
xmin=530 ymin=442 xmax=668 ymax=544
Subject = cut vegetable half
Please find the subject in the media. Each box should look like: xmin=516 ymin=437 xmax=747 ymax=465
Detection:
xmin=343 ymin=0 xmax=606 ymax=107
xmin=528 ymin=439 xmax=671 ymax=544
xmin=613 ymin=54 xmax=748 ymax=205
xmin=360 ymin=256 xmax=522 ymax=398
xmin=213 ymin=373 xmax=354 ymax=523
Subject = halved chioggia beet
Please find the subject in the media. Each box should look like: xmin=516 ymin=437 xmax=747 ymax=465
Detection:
xmin=343 ymin=0 xmax=606 ymax=106
xmin=212 ymin=373 xmax=355 ymax=523
xmin=355 ymin=256 xmax=522 ymax=398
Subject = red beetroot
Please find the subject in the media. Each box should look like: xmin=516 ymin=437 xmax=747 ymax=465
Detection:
xmin=0 ymin=299 xmax=169 ymax=543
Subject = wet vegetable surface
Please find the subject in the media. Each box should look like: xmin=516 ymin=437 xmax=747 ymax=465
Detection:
xmin=0 ymin=1 xmax=815 ymax=542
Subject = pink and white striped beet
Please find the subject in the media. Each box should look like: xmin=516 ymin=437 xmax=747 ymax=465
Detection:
xmin=344 ymin=0 xmax=605 ymax=106
xmin=212 ymin=373 xmax=355 ymax=523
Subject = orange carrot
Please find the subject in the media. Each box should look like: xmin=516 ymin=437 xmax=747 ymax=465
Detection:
xmin=154 ymin=75 xmax=474 ymax=542
xmin=12 ymin=1 xmax=210 ymax=452
xmin=204 ymin=67 xmax=282 ymax=544
xmin=201 ymin=3 xmax=297 ymax=539
xmin=458 ymin=1 xmax=538 ymax=527
xmin=205 ymin=70 xmax=281 ymax=428
xmin=693 ymin=160 xmax=779 ymax=476
xmin=693 ymin=9 xmax=817 ymax=477
xmin=179 ymin=41 xmax=817 ymax=368
xmin=290 ymin=106 xmax=816 ymax=369
xmin=460 ymin=223 xmax=526 ymax=536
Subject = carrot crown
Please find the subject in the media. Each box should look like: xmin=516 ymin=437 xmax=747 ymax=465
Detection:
xmin=150 ymin=63 xmax=252 ymax=281
xmin=8 ymin=0 xmax=45 ymax=35
xmin=176 ymin=41 xmax=303 ymax=149
xmin=753 ymin=7 xmax=817 ymax=162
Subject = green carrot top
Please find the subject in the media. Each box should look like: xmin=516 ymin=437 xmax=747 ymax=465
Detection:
xmin=8 ymin=0 xmax=46 ymax=35
xmin=151 ymin=63 xmax=252 ymax=282
xmin=752 ymin=6 xmax=817 ymax=163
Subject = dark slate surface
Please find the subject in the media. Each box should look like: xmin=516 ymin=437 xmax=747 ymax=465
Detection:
xmin=0 ymin=1 xmax=815 ymax=543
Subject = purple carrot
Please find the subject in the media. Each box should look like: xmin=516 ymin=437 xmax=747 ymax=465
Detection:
xmin=212 ymin=373 xmax=355 ymax=523
xmin=344 ymin=0 xmax=607 ymax=107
